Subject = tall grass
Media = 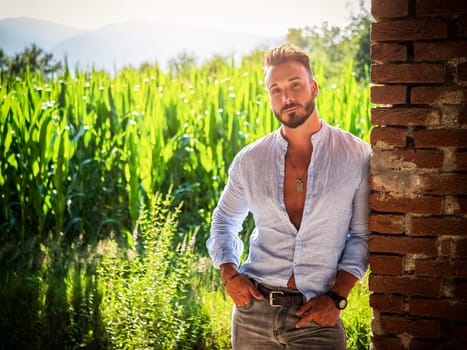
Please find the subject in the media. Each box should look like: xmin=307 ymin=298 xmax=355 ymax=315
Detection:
xmin=0 ymin=58 xmax=371 ymax=349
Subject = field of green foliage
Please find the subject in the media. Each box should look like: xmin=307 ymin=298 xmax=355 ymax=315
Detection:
xmin=0 ymin=57 xmax=371 ymax=349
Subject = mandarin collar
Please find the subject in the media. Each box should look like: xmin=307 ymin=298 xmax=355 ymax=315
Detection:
xmin=274 ymin=119 xmax=327 ymax=149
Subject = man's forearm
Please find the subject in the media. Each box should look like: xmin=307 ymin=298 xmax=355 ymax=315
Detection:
xmin=220 ymin=262 xmax=238 ymax=283
xmin=330 ymin=270 xmax=359 ymax=298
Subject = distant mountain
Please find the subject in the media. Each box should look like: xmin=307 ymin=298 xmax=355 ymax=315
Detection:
xmin=0 ymin=17 xmax=83 ymax=54
xmin=0 ymin=17 xmax=283 ymax=71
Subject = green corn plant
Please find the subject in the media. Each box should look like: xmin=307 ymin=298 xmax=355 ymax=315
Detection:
xmin=0 ymin=58 xmax=370 ymax=247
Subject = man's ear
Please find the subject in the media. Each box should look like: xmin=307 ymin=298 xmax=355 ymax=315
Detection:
xmin=311 ymin=80 xmax=319 ymax=97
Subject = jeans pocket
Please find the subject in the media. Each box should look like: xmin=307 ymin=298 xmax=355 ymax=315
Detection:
xmin=237 ymin=297 xmax=255 ymax=311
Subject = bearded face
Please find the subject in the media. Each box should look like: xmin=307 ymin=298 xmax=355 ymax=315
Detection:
xmin=273 ymin=97 xmax=316 ymax=129
xmin=265 ymin=61 xmax=318 ymax=130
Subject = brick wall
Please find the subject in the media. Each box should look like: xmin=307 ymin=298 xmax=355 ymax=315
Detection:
xmin=369 ymin=0 xmax=467 ymax=349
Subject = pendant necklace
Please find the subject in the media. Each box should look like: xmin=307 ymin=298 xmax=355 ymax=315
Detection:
xmin=288 ymin=155 xmax=308 ymax=192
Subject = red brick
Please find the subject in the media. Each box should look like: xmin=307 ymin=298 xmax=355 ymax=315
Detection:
xmin=370 ymin=172 xmax=464 ymax=198
xmin=413 ymin=129 xmax=467 ymax=148
xmin=411 ymin=86 xmax=467 ymax=104
xmin=370 ymin=127 xmax=407 ymax=148
xmin=371 ymin=20 xmax=448 ymax=42
xmin=417 ymin=173 xmax=467 ymax=195
xmin=409 ymin=339 xmax=443 ymax=350
xmin=452 ymin=341 xmax=467 ymax=349
xmin=391 ymin=149 xmax=444 ymax=169
xmin=459 ymin=16 xmax=467 ymax=37
xmin=371 ymin=336 xmax=402 ymax=350
xmin=371 ymin=107 xmax=441 ymax=126
xmin=370 ymin=254 xmax=404 ymax=275
xmin=459 ymin=108 xmax=467 ymax=126
xmin=453 ymin=323 xmax=467 ymax=342
xmin=456 ymin=151 xmax=467 ymax=171
xmin=409 ymin=217 xmax=467 ymax=236
xmin=438 ymin=236 xmax=459 ymax=257
xmin=410 ymin=298 xmax=467 ymax=321
xmin=370 ymin=274 xmax=442 ymax=297
xmin=456 ymin=238 xmax=467 ymax=258
xmin=457 ymin=197 xmax=467 ymax=214
xmin=370 ymin=193 xmax=443 ymax=215
xmin=416 ymin=259 xmax=467 ymax=278
xmin=369 ymin=235 xmax=437 ymax=255
xmin=371 ymin=43 xmax=408 ymax=63
xmin=371 ymin=85 xmax=407 ymax=104
xmin=416 ymin=0 xmax=467 ymax=16
xmin=414 ymin=41 xmax=467 ymax=61
xmin=369 ymin=214 xmax=405 ymax=234
xmin=453 ymin=340 xmax=467 ymax=349
xmin=441 ymin=236 xmax=467 ymax=260
xmin=455 ymin=281 xmax=467 ymax=299
xmin=459 ymin=62 xmax=467 ymax=82
xmin=370 ymin=293 xmax=404 ymax=313
xmin=372 ymin=0 xmax=409 ymax=20
xmin=380 ymin=314 xmax=441 ymax=338
xmin=459 ymin=197 xmax=467 ymax=214
xmin=409 ymin=298 xmax=450 ymax=319
xmin=369 ymin=174 xmax=395 ymax=193
xmin=372 ymin=63 xmax=445 ymax=83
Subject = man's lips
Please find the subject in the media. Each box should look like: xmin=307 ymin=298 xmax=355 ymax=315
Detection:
xmin=282 ymin=105 xmax=299 ymax=114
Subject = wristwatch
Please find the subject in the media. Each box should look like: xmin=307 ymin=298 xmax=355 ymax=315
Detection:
xmin=325 ymin=290 xmax=348 ymax=310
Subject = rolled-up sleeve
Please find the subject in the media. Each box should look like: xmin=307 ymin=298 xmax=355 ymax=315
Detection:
xmin=206 ymin=156 xmax=249 ymax=268
xmin=337 ymin=149 xmax=371 ymax=280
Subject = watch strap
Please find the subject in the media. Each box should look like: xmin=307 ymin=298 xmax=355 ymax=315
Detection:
xmin=325 ymin=290 xmax=347 ymax=310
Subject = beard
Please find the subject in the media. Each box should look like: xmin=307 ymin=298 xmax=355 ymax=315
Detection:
xmin=273 ymin=99 xmax=316 ymax=129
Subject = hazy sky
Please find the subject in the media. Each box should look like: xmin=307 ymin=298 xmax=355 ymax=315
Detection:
xmin=0 ymin=0 xmax=370 ymax=36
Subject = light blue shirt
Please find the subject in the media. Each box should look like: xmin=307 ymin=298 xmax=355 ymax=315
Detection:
xmin=207 ymin=120 xmax=371 ymax=301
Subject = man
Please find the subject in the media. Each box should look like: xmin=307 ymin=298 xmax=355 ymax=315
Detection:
xmin=206 ymin=44 xmax=371 ymax=349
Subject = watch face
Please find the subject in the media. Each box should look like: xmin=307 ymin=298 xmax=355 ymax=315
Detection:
xmin=326 ymin=291 xmax=347 ymax=310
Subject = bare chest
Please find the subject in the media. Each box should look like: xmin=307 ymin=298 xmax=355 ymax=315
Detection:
xmin=284 ymin=161 xmax=308 ymax=230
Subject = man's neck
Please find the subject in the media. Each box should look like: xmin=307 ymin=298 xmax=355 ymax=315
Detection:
xmin=280 ymin=113 xmax=321 ymax=152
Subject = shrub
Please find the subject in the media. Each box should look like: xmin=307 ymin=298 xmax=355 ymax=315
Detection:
xmin=97 ymin=193 xmax=200 ymax=349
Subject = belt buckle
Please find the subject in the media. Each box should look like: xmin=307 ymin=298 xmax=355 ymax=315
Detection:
xmin=269 ymin=290 xmax=284 ymax=307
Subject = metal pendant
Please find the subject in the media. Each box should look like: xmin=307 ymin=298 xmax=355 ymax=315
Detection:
xmin=296 ymin=178 xmax=304 ymax=192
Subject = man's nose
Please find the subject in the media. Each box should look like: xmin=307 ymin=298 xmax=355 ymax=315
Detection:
xmin=282 ymin=92 xmax=293 ymax=104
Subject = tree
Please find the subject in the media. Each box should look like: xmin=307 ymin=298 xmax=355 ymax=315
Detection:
xmin=287 ymin=28 xmax=308 ymax=49
xmin=350 ymin=7 xmax=372 ymax=80
xmin=240 ymin=47 xmax=267 ymax=68
xmin=0 ymin=49 xmax=9 ymax=71
xmin=8 ymin=44 xmax=62 ymax=76
xmin=286 ymin=6 xmax=372 ymax=82
xmin=201 ymin=54 xmax=231 ymax=75
xmin=0 ymin=49 xmax=9 ymax=81
xmin=167 ymin=51 xmax=197 ymax=77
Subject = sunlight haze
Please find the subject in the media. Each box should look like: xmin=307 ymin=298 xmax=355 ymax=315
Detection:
xmin=0 ymin=0 xmax=369 ymax=36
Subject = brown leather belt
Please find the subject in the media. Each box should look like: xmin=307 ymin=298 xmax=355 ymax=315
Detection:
xmin=255 ymin=282 xmax=306 ymax=307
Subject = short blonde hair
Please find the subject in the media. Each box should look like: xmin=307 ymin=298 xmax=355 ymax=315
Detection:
xmin=263 ymin=44 xmax=313 ymax=78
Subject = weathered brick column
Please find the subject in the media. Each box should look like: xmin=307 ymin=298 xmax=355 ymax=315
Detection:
xmin=369 ymin=0 xmax=467 ymax=349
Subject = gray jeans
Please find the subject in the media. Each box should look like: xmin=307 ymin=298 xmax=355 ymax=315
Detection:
xmin=232 ymin=297 xmax=347 ymax=350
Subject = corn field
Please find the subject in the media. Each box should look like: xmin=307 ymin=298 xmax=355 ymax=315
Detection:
xmin=0 ymin=59 xmax=370 ymax=248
